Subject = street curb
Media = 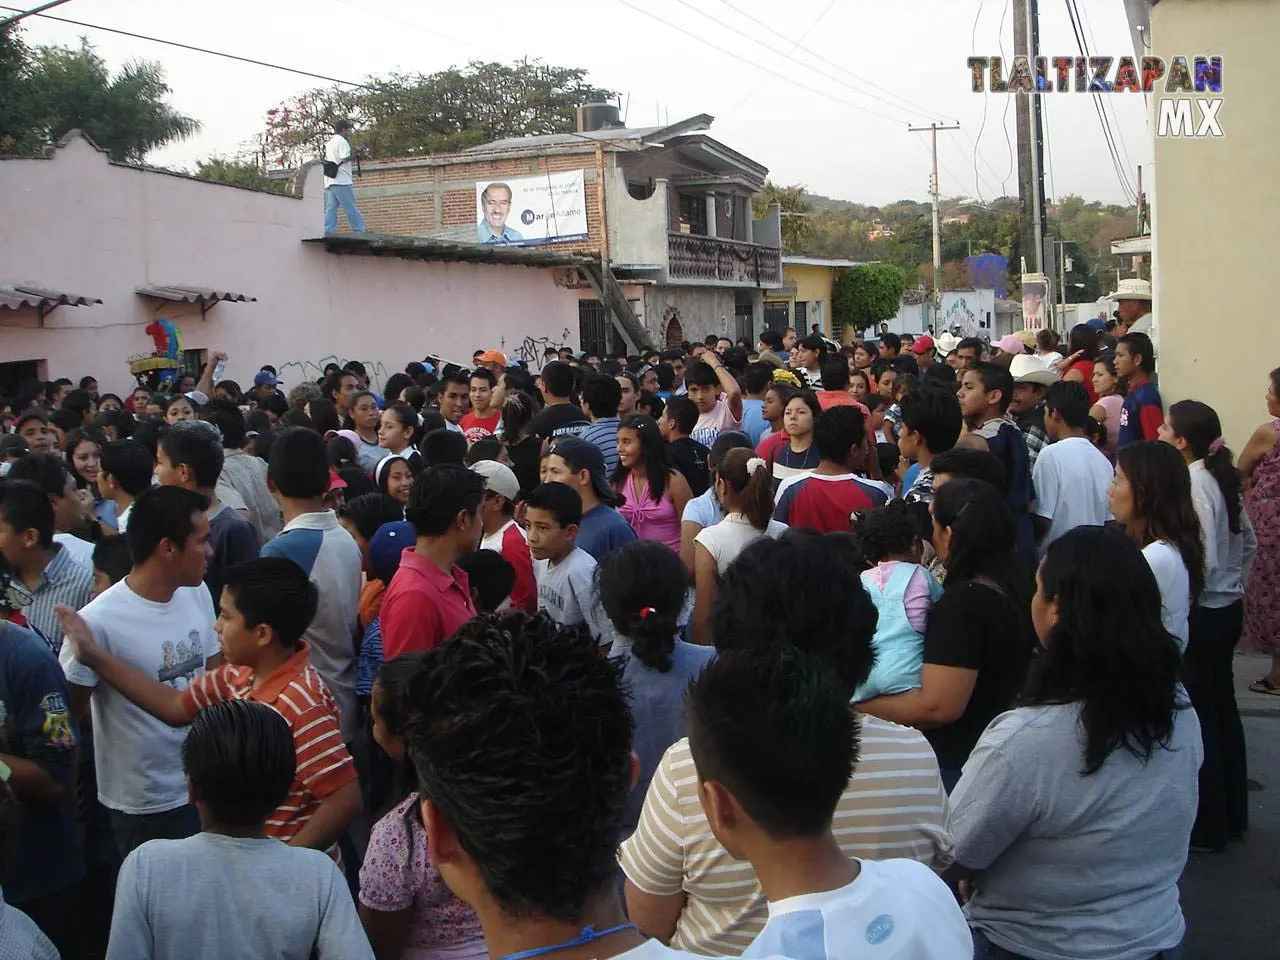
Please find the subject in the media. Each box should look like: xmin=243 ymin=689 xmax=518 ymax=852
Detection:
xmin=1240 ymin=706 xmax=1280 ymax=718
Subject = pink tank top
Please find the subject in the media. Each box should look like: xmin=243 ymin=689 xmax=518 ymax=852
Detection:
xmin=617 ymin=471 xmax=682 ymax=552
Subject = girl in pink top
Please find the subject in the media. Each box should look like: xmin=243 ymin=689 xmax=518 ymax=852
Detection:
xmin=1090 ymin=355 xmax=1126 ymax=462
xmin=614 ymin=414 xmax=693 ymax=552
xmin=359 ymin=657 xmax=486 ymax=960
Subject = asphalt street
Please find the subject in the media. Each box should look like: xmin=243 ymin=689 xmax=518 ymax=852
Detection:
xmin=1178 ymin=654 xmax=1280 ymax=959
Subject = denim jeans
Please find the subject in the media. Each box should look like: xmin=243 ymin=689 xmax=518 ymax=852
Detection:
xmin=972 ymin=929 xmax=1184 ymax=960
xmin=109 ymin=803 xmax=201 ymax=858
xmin=324 ymin=183 xmax=366 ymax=233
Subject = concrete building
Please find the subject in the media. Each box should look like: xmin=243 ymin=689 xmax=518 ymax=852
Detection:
xmin=0 ymin=133 xmax=587 ymax=398
xmin=1121 ymin=0 xmax=1277 ymax=448
xmin=763 ymin=256 xmax=865 ymax=341
xmin=350 ymin=108 xmax=783 ymax=351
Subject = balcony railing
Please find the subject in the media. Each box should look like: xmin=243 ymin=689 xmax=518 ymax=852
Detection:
xmin=667 ymin=232 xmax=782 ymax=287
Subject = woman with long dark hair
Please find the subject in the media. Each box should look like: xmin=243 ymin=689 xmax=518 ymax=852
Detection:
xmin=500 ymin=390 xmax=541 ymax=496
xmin=859 ymin=477 xmax=1035 ymax=789
xmin=768 ymin=389 xmax=823 ymax=486
xmin=1160 ymin=400 xmax=1256 ymax=851
xmin=65 ymin=426 xmax=117 ymax=530
xmin=950 ymin=525 xmax=1198 ymax=960
xmin=596 ymin=540 xmax=712 ymax=840
xmin=1089 ymin=353 xmax=1125 ymax=462
xmin=1061 ymin=323 xmax=1101 ymax=403
xmin=691 ymin=448 xmax=785 ymax=645
xmin=613 ymin=413 xmax=692 ymax=552
xmin=1111 ymin=441 xmax=1205 ymax=653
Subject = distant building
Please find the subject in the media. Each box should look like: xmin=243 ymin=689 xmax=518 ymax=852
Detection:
xmin=348 ymin=107 xmax=784 ymax=351
xmin=763 ymin=257 xmax=866 ymax=342
xmin=867 ymin=219 xmax=895 ymax=240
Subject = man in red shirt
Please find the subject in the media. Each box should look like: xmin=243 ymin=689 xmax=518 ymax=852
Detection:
xmin=814 ymin=357 xmax=878 ymax=449
xmin=381 ymin=464 xmax=485 ymax=658
xmin=461 ymin=368 xmax=501 ymax=443
xmin=773 ymin=406 xmax=888 ymax=533
xmin=471 ymin=459 xmax=536 ymax=612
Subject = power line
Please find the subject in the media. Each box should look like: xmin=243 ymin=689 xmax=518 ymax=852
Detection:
xmin=710 ymin=0 xmax=951 ymax=122
xmin=610 ymin=0 xmax=914 ymax=126
xmin=1063 ymin=0 xmax=1136 ymax=203
xmin=1076 ymin=0 xmax=1137 ymax=177
xmin=0 ymin=0 xmax=73 ymax=28
xmin=722 ymin=0 xmax=838 ymax=118
xmin=0 ymin=4 xmax=380 ymax=91
xmin=997 ymin=0 xmax=1016 ymax=196
xmin=969 ymin=0 xmax=989 ymax=202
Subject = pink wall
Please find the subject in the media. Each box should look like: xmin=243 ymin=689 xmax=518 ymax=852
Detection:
xmin=0 ymin=135 xmax=581 ymax=395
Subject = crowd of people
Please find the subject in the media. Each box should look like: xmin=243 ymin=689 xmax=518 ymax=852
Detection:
xmin=0 ymin=317 xmax=1275 ymax=960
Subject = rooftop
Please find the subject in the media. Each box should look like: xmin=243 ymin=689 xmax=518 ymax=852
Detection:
xmin=465 ymin=113 xmax=715 ymax=154
xmin=305 ymin=232 xmax=595 ymax=268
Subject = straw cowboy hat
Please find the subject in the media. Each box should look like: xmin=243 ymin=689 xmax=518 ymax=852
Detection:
xmin=934 ymin=332 xmax=959 ymax=357
xmin=1009 ymin=353 xmax=1059 ymax=387
xmin=1108 ymin=278 xmax=1152 ymax=301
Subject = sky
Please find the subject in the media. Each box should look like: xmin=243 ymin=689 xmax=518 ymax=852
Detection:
xmin=7 ymin=0 xmax=1152 ymax=207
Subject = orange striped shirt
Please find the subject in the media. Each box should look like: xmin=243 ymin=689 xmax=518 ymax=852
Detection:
xmin=180 ymin=642 xmax=356 ymax=851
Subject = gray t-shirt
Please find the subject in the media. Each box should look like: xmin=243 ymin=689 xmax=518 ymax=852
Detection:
xmin=533 ymin=547 xmax=613 ymax=645
xmin=950 ymin=699 xmax=1202 ymax=960
xmin=106 ymin=833 xmax=374 ymax=960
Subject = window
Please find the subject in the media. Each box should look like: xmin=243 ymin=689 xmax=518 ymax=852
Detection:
xmin=734 ymin=292 xmax=754 ymax=343
xmin=0 ymin=359 xmax=41 ymax=399
xmin=794 ymin=301 xmax=809 ymax=330
xmin=763 ymin=301 xmax=790 ymax=333
xmin=578 ymin=299 xmax=609 ymax=357
xmin=181 ymin=349 xmax=207 ymax=381
xmin=678 ymin=193 xmax=708 ymax=236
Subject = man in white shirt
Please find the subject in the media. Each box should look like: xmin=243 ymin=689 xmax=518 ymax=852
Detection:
xmin=56 ymin=486 xmax=221 ymax=856
xmin=684 ymin=648 xmax=970 ymax=960
xmin=1032 ymin=381 xmax=1114 ymax=553
xmin=323 ymin=119 xmax=366 ymax=234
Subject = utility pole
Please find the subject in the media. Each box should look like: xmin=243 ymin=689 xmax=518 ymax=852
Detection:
xmin=0 ymin=0 xmax=74 ymax=28
xmin=1013 ymin=0 xmax=1047 ymax=276
xmin=1056 ymin=238 xmax=1076 ymax=326
xmin=909 ymin=121 xmax=961 ymax=332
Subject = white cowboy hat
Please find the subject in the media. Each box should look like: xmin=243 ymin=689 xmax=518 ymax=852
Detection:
xmin=1107 ymin=278 xmax=1152 ymax=301
xmin=1009 ymin=353 xmax=1059 ymax=386
xmin=934 ymin=332 xmax=960 ymax=356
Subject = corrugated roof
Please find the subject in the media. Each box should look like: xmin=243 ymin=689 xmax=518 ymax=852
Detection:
xmin=0 ymin=283 xmax=102 ymax=312
xmin=464 ymin=114 xmax=714 ymax=154
xmin=135 ymin=285 xmax=257 ymax=304
xmin=305 ymin=232 xmax=595 ymax=268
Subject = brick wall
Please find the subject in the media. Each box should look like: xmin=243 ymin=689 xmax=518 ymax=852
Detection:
xmin=353 ymin=150 xmax=606 ymax=256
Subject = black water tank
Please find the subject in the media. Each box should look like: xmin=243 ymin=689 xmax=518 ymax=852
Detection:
xmin=577 ymin=103 xmax=622 ymax=133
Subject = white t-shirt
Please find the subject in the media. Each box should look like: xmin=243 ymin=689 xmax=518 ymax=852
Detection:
xmin=115 ymin=503 xmax=134 ymax=534
xmin=54 ymin=532 xmax=95 ymax=570
xmin=481 ymin=519 xmax=527 ymax=552
xmin=694 ymin=513 xmax=787 ymax=576
xmin=533 ymin=547 xmax=612 ymax=645
xmin=1143 ymin=540 xmax=1191 ymax=652
xmin=1031 ymin=436 xmax=1114 ymax=553
xmin=60 ymin=579 xmax=219 ymax=814
xmin=323 ymin=134 xmax=353 ymax=186
xmin=742 ymin=859 xmax=971 ymax=960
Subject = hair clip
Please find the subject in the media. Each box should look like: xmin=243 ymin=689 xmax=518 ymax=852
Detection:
xmin=638 ymin=606 xmax=656 ymax=619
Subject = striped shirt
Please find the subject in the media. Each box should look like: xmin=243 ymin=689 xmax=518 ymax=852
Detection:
xmin=618 ymin=716 xmax=954 ymax=956
xmin=25 ymin=543 xmax=94 ymax=653
xmin=180 ymin=642 xmax=356 ymax=854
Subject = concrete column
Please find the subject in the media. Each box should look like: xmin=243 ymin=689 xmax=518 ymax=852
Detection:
xmin=705 ymin=193 xmax=717 ymax=238
xmin=745 ymin=196 xmax=754 ymax=243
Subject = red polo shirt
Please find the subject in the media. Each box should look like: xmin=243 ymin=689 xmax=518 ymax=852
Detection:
xmin=380 ymin=548 xmax=476 ymax=660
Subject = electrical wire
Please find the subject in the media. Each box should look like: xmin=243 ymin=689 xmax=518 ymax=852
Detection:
xmin=969 ymin=0 xmax=989 ymax=203
xmin=997 ymin=0 xmax=1015 ymax=196
xmin=1077 ymin=0 xmax=1137 ymax=177
xmin=710 ymin=0 xmax=949 ymax=122
xmin=1041 ymin=89 xmax=1056 ymax=204
xmin=722 ymin=0 xmax=838 ymax=118
xmin=1064 ymin=0 xmax=1136 ymax=202
xmin=610 ymin=0 xmax=913 ymax=126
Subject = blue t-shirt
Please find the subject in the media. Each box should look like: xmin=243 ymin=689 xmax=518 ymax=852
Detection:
xmin=1118 ymin=380 xmax=1163 ymax=449
xmin=576 ymin=504 xmax=637 ymax=560
xmin=681 ymin=487 xmax=723 ymax=529
xmin=739 ymin=398 xmax=769 ymax=445
xmin=580 ymin=417 xmax=622 ymax=477
xmin=0 ymin=622 xmax=84 ymax=903
xmin=901 ymin=462 xmax=921 ymax=497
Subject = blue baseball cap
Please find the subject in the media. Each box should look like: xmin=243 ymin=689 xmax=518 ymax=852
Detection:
xmin=369 ymin=520 xmax=415 ymax=585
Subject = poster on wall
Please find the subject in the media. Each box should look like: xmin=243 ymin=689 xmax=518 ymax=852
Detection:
xmin=474 ymin=171 xmax=588 ymax=246
xmin=1021 ymin=273 xmax=1050 ymax=330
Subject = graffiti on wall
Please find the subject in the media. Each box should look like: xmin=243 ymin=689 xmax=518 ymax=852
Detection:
xmin=940 ymin=297 xmax=979 ymax=338
xmin=514 ymin=328 xmax=573 ymax=367
xmin=276 ymin=355 xmax=392 ymax=392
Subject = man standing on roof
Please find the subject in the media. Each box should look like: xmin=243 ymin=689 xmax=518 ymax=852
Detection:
xmin=323 ymin=120 xmax=366 ymax=235
xmin=478 ymin=183 xmax=525 ymax=245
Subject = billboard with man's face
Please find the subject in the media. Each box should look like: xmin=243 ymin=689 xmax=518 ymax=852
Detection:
xmin=475 ymin=171 xmax=588 ymax=246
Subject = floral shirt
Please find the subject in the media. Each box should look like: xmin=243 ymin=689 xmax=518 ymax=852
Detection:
xmin=358 ymin=794 xmax=485 ymax=950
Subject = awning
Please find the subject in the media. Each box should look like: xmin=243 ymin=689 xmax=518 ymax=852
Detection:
xmin=136 ymin=285 xmax=257 ymax=320
xmin=305 ymin=233 xmax=595 ymax=268
xmin=0 ymin=283 xmax=102 ymax=323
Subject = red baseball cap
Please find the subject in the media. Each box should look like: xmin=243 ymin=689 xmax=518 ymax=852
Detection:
xmin=911 ymin=334 xmax=936 ymax=355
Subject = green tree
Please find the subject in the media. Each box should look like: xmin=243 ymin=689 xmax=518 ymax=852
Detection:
xmin=832 ymin=263 xmax=909 ymax=335
xmin=192 ymin=156 xmax=289 ymax=194
xmin=752 ymin=181 xmax=811 ymax=253
xmin=4 ymin=37 xmax=198 ymax=162
xmin=257 ymin=59 xmax=615 ymax=167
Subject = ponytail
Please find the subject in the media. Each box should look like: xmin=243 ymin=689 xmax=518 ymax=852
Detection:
xmin=626 ymin=607 xmax=680 ymax=673
xmin=717 ymin=447 xmax=776 ymax=531
xmin=1168 ymin=400 xmax=1243 ymax=533
xmin=595 ymin=540 xmax=690 ymax=673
